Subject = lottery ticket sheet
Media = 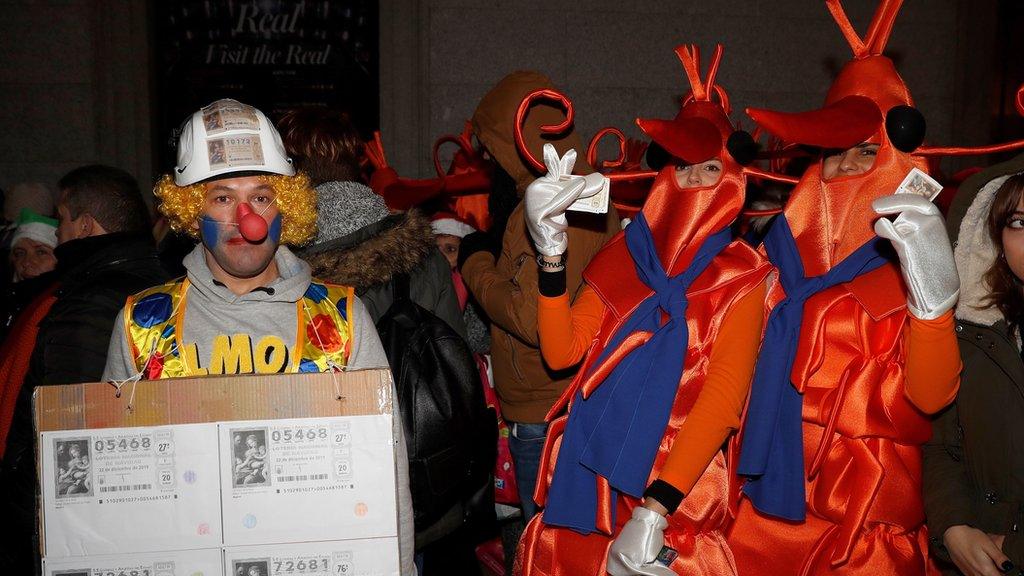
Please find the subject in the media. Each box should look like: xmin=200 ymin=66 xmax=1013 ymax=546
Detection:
xmin=220 ymin=415 xmax=397 ymax=546
xmin=42 ymin=548 xmax=223 ymax=576
xmin=224 ymin=539 xmax=399 ymax=576
xmin=40 ymin=424 xmax=222 ymax=557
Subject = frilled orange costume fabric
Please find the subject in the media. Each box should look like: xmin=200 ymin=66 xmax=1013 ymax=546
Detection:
xmin=726 ymin=2 xmax=960 ymax=574
xmin=515 ymin=44 xmax=771 ymax=576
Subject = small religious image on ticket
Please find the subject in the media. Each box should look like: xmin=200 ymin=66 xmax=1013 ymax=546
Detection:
xmin=233 ymin=558 xmax=271 ymax=576
xmin=231 ymin=428 xmax=270 ymax=488
xmin=53 ymin=438 xmax=92 ymax=499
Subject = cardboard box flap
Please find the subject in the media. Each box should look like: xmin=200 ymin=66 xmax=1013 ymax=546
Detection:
xmin=34 ymin=369 xmax=393 ymax=433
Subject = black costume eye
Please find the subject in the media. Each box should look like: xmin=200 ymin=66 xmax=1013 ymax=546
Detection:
xmin=726 ymin=130 xmax=758 ymax=166
xmin=646 ymin=142 xmax=671 ymax=171
xmin=885 ymin=105 xmax=926 ymax=152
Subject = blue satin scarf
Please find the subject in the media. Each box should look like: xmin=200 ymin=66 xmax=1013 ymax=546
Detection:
xmin=543 ymin=213 xmax=733 ymax=534
xmin=737 ymin=214 xmax=890 ymax=520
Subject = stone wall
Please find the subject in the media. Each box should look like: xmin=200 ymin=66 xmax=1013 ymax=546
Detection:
xmin=0 ymin=0 xmax=1003 ymax=200
xmin=0 ymin=0 xmax=151 ymax=202
xmin=381 ymin=0 xmax=1000 ymax=177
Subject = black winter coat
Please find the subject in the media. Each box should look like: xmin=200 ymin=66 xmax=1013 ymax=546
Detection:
xmin=924 ymin=319 xmax=1024 ymax=572
xmin=0 ymin=232 xmax=169 ymax=573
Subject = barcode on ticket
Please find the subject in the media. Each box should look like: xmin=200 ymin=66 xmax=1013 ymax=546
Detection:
xmin=99 ymin=483 xmax=152 ymax=492
xmin=278 ymin=473 xmax=329 ymax=482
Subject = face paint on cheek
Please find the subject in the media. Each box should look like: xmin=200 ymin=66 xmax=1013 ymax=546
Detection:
xmin=200 ymin=216 xmax=224 ymax=250
xmin=267 ymin=214 xmax=283 ymax=244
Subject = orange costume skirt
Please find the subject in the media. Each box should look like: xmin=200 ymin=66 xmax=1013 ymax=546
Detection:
xmin=727 ymin=272 xmax=958 ymax=576
xmin=516 ymin=429 xmax=737 ymax=576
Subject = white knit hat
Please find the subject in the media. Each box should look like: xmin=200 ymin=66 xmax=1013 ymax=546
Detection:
xmin=430 ymin=212 xmax=476 ymax=238
xmin=9 ymin=208 xmax=58 ymax=250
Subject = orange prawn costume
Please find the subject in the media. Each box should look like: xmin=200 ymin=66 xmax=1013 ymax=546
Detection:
xmin=727 ymin=1 xmax=971 ymax=574
xmin=515 ymin=45 xmax=781 ymax=576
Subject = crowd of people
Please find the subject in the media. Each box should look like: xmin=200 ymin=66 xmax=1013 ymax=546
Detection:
xmin=5 ymin=3 xmax=1024 ymax=576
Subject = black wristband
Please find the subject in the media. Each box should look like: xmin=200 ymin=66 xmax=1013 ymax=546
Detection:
xmin=538 ymin=267 xmax=567 ymax=297
xmin=643 ymin=479 xmax=684 ymax=515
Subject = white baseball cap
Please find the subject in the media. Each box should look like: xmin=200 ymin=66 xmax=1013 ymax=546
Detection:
xmin=174 ymin=99 xmax=295 ymax=186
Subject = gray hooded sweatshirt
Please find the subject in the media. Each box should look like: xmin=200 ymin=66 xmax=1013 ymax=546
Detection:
xmin=102 ymin=245 xmax=415 ymax=575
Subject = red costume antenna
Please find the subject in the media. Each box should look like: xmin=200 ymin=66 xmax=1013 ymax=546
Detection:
xmin=432 ymin=121 xmax=476 ymax=177
xmin=678 ymin=44 xmax=731 ymax=113
xmin=365 ymin=129 xmax=492 ymax=212
xmin=916 ymin=85 xmax=1024 ymax=155
xmin=514 ymin=88 xmax=576 ymax=173
xmin=678 ymin=44 xmax=708 ymax=102
xmin=586 ymin=127 xmax=630 ymax=171
xmin=364 ymin=131 xmax=389 ymax=170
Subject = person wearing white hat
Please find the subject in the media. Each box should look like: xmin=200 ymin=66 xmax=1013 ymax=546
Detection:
xmin=101 ymin=99 xmax=416 ymax=576
xmin=8 ymin=208 xmax=57 ymax=282
xmin=0 ymin=208 xmax=59 ymax=343
xmin=431 ymin=211 xmax=477 ymax=272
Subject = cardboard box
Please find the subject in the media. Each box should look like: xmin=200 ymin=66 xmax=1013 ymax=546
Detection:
xmin=223 ymin=538 xmax=399 ymax=576
xmin=35 ymin=371 xmax=396 ymax=560
xmin=42 ymin=548 xmax=224 ymax=576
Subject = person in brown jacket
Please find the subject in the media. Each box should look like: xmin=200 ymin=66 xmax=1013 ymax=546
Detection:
xmin=925 ymin=152 xmax=1024 ymax=576
xmin=457 ymin=71 xmax=619 ymax=521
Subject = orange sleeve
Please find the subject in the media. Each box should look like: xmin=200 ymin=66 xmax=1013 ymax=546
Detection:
xmin=903 ymin=310 xmax=961 ymax=414
xmin=537 ymin=283 xmax=606 ymax=370
xmin=657 ymin=281 xmax=767 ymax=495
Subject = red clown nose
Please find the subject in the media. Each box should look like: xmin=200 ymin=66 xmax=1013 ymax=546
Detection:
xmin=236 ymin=202 xmax=268 ymax=242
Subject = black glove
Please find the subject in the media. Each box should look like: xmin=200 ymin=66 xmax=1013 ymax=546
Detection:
xmin=458 ymin=231 xmax=500 ymax=271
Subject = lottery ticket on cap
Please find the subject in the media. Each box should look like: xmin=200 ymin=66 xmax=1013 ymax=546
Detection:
xmin=565 ymin=173 xmax=610 ymax=214
xmin=206 ymin=135 xmax=266 ymax=169
xmin=202 ymin=100 xmax=260 ymax=135
xmin=40 ymin=424 xmax=222 ymax=557
xmin=895 ymin=168 xmax=943 ymax=201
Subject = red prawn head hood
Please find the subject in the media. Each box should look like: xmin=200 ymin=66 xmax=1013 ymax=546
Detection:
xmin=634 ymin=44 xmax=748 ymax=276
xmin=745 ymin=0 xmax=928 ymax=276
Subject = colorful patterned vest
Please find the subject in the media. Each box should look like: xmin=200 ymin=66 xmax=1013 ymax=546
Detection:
xmin=122 ymin=278 xmax=354 ymax=379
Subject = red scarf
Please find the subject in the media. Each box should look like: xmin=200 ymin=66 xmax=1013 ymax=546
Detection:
xmin=0 ymin=283 xmax=59 ymax=459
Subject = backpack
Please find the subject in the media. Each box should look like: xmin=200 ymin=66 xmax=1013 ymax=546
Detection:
xmin=374 ymin=274 xmax=497 ymax=537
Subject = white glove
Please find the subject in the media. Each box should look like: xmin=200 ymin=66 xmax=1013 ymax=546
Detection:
xmin=525 ymin=143 xmax=608 ymax=257
xmin=606 ymin=506 xmax=677 ymax=576
xmin=872 ymin=194 xmax=960 ymax=320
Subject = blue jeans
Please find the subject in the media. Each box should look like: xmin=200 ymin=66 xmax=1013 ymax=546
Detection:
xmin=508 ymin=421 xmax=548 ymax=522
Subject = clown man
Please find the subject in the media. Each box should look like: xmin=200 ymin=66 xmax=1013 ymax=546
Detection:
xmin=101 ymin=98 xmax=417 ymax=576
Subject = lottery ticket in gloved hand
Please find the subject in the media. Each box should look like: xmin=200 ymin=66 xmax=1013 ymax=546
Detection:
xmin=606 ymin=506 xmax=678 ymax=576
xmin=872 ymin=193 xmax=959 ymax=320
xmin=524 ymin=143 xmax=607 ymax=257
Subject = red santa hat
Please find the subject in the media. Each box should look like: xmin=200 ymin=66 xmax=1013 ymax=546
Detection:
xmin=430 ymin=211 xmax=476 ymax=238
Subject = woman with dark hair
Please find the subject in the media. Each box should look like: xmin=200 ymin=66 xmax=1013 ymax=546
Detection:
xmin=925 ymin=158 xmax=1024 ymax=576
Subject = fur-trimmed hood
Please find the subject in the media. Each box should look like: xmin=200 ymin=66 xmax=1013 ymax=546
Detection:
xmin=948 ymin=153 xmax=1024 ymax=327
xmin=301 ymin=208 xmax=436 ymax=291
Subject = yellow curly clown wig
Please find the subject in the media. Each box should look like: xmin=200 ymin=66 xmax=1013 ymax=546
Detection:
xmin=154 ymin=172 xmax=318 ymax=246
